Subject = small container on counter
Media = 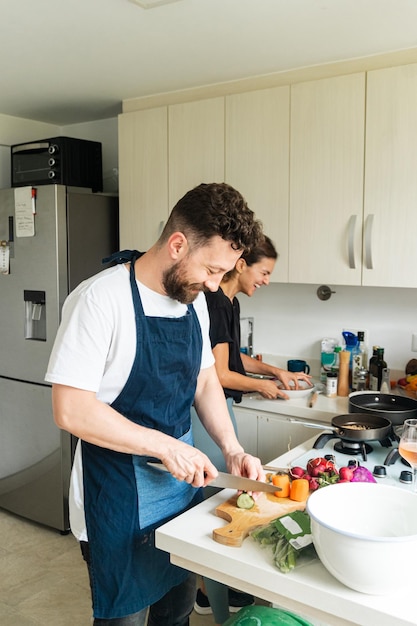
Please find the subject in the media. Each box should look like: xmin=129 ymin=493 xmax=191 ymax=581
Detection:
xmin=356 ymin=367 xmax=368 ymax=391
xmin=326 ymin=371 xmax=338 ymax=397
xmin=337 ymin=350 xmax=350 ymax=397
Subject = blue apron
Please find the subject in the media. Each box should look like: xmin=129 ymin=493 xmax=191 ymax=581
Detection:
xmin=81 ymin=251 xmax=203 ymax=619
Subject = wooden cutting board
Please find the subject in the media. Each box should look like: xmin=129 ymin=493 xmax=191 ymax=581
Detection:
xmin=213 ymin=492 xmax=306 ymax=547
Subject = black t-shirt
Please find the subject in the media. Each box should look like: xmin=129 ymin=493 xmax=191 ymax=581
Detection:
xmin=205 ymin=288 xmax=246 ymax=403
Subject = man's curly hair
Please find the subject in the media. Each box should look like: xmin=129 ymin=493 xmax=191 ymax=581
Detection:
xmin=159 ymin=182 xmax=263 ymax=253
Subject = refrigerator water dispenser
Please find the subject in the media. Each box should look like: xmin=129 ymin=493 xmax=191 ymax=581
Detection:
xmin=24 ymin=290 xmax=46 ymax=341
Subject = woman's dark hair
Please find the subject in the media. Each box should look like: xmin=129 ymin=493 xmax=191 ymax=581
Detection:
xmin=242 ymin=235 xmax=278 ymax=266
xmin=159 ymin=182 xmax=263 ymax=253
xmin=222 ymin=235 xmax=278 ymax=282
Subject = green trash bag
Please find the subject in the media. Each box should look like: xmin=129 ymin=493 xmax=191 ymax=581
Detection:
xmin=223 ymin=605 xmax=314 ymax=626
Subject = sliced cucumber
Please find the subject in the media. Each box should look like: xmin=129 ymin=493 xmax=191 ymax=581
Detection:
xmin=236 ymin=492 xmax=255 ymax=510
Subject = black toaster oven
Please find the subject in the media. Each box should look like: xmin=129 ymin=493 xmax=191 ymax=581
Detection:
xmin=11 ymin=136 xmax=103 ymax=192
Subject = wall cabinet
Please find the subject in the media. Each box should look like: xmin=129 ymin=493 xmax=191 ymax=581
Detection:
xmin=118 ymin=97 xmax=224 ymax=250
xmin=233 ymin=406 xmax=312 ymax=464
xmin=119 ymin=62 xmax=417 ymax=288
xmin=118 ymin=107 xmax=168 ymax=250
xmin=289 ymin=73 xmax=366 ymax=285
xmin=168 ymin=97 xmax=225 ymax=205
xmin=225 ymin=87 xmax=290 ymax=283
xmin=363 ymin=63 xmax=417 ymax=288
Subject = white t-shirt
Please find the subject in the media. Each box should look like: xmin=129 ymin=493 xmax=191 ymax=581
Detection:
xmin=45 ymin=263 xmax=214 ymax=540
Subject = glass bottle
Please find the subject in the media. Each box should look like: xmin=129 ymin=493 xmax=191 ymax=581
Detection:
xmin=352 ymin=331 xmax=367 ymax=391
xmin=380 ymin=368 xmax=391 ymax=394
xmin=369 ymin=348 xmax=387 ymax=391
xmin=368 ymin=346 xmax=379 ymax=389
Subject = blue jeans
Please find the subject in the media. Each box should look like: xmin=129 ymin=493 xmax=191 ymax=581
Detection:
xmin=81 ymin=541 xmax=196 ymax=625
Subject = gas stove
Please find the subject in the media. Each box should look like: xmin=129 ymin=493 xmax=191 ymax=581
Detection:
xmin=288 ymin=430 xmax=414 ymax=490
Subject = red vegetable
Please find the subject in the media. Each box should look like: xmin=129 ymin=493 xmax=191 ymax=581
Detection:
xmin=289 ymin=466 xmax=305 ymax=479
xmin=306 ymin=457 xmax=336 ymax=477
xmin=351 ymin=466 xmax=377 ymax=483
xmin=339 ymin=466 xmax=354 ymax=482
xmin=309 ymin=477 xmax=320 ymax=491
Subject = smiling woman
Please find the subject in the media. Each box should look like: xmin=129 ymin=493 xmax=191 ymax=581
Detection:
xmin=192 ymin=235 xmax=312 ymax=624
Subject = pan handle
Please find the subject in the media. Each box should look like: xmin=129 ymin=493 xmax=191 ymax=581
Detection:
xmin=289 ymin=418 xmax=335 ymax=431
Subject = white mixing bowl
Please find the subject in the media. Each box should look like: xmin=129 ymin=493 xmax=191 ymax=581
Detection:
xmin=306 ymin=482 xmax=417 ymax=594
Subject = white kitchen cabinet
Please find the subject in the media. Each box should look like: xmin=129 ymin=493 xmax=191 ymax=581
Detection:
xmin=233 ymin=405 xmax=312 ymax=464
xmin=118 ymin=97 xmax=224 ymax=249
xmin=289 ymin=73 xmax=366 ymax=285
xmin=363 ymin=63 xmax=417 ymax=288
xmin=232 ymin=405 xmax=258 ymax=457
xmin=225 ymin=87 xmax=290 ymax=283
xmin=118 ymin=107 xmax=168 ymax=250
xmin=257 ymin=412 xmax=312 ymax=465
xmin=168 ymin=97 xmax=225 ymax=205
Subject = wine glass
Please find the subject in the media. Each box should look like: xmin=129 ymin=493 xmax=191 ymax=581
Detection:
xmin=398 ymin=418 xmax=417 ymax=492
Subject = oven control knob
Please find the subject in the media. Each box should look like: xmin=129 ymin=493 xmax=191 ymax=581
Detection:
xmin=373 ymin=465 xmax=387 ymax=477
xmin=400 ymin=470 xmax=413 ymax=484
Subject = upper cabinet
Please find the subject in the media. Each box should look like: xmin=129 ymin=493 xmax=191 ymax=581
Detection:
xmin=225 ymin=87 xmax=290 ymax=283
xmin=118 ymin=107 xmax=168 ymax=250
xmin=289 ymin=73 xmax=366 ymax=285
xmin=118 ymin=98 xmax=224 ymax=250
xmin=168 ymin=97 xmax=225 ymax=205
xmin=363 ymin=63 xmax=417 ymax=288
xmin=118 ymin=60 xmax=417 ymax=288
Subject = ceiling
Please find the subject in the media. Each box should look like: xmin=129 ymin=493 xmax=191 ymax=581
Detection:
xmin=2 ymin=0 xmax=417 ymax=126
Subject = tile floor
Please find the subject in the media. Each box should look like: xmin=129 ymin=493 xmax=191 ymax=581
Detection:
xmin=0 ymin=508 xmax=266 ymax=625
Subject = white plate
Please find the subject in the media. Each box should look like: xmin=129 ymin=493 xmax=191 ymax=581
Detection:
xmin=276 ymin=380 xmax=315 ymax=398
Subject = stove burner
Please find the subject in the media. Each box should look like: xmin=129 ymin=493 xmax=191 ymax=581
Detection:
xmin=334 ymin=440 xmax=373 ymax=461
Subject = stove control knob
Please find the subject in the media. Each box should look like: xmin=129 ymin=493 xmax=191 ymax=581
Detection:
xmin=373 ymin=465 xmax=387 ymax=477
xmin=400 ymin=470 xmax=413 ymax=484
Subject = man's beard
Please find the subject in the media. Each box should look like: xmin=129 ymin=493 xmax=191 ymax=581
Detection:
xmin=162 ymin=260 xmax=205 ymax=304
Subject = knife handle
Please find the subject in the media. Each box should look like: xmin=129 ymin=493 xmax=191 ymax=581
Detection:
xmin=308 ymin=391 xmax=318 ymax=407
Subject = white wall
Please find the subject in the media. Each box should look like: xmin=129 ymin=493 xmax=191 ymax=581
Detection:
xmin=239 ymin=282 xmax=417 ymax=379
xmin=64 ymin=118 xmax=119 ymax=192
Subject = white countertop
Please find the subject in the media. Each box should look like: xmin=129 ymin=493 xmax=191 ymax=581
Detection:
xmin=239 ymin=387 xmax=349 ymax=422
xmin=156 ymin=434 xmax=416 ymax=626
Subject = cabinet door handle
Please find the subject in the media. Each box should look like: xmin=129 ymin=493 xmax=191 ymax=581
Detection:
xmin=364 ymin=214 xmax=374 ymax=269
xmin=348 ymin=214 xmax=357 ymax=269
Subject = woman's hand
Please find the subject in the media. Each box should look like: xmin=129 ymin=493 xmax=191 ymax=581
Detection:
xmin=273 ymin=368 xmax=312 ymax=391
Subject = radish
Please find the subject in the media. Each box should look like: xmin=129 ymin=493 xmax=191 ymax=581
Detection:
xmin=289 ymin=466 xmax=305 ymax=479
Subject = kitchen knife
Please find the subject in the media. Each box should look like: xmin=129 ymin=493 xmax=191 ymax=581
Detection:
xmin=147 ymin=462 xmax=279 ymax=493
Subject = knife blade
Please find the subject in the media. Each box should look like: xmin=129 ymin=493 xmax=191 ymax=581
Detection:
xmin=147 ymin=462 xmax=279 ymax=492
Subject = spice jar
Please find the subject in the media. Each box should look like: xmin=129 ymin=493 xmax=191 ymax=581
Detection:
xmin=326 ymin=371 xmax=338 ymax=397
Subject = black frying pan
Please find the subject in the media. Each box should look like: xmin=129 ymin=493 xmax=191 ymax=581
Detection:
xmin=330 ymin=413 xmax=392 ymax=442
xmin=349 ymin=392 xmax=417 ymax=425
xmin=291 ymin=413 xmax=392 ymax=442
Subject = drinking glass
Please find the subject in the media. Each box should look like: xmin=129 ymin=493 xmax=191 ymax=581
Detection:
xmin=398 ymin=418 xmax=417 ymax=492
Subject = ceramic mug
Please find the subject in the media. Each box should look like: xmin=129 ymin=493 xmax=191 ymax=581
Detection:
xmin=287 ymin=359 xmax=310 ymax=374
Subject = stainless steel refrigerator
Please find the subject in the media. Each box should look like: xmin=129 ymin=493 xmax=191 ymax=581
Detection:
xmin=0 ymin=184 xmax=119 ymax=532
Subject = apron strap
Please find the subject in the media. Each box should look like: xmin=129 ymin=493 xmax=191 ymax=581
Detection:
xmin=102 ymin=249 xmax=142 ymax=265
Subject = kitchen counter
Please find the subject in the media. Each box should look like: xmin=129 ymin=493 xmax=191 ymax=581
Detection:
xmin=156 ymin=435 xmax=417 ymax=626
xmin=239 ymin=387 xmax=348 ymax=422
